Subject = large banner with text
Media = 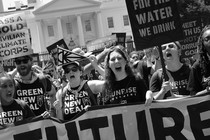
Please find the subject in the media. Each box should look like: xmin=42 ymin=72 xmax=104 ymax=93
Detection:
xmin=125 ymin=0 xmax=184 ymax=50
xmin=0 ymin=94 xmax=210 ymax=140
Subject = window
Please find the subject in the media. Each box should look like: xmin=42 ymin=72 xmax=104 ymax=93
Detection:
xmin=123 ymin=15 xmax=129 ymax=26
xmin=107 ymin=17 xmax=114 ymax=28
xmin=47 ymin=25 xmax=54 ymax=37
xmin=85 ymin=20 xmax=91 ymax=32
xmin=66 ymin=22 xmax=73 ymax=34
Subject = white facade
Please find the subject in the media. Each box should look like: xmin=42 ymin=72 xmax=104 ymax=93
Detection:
xmin=0 ymin=0 xmax=133 ymax=54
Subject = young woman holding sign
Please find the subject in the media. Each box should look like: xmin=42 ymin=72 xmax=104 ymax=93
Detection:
xmin=145 ymin=41 xmax=191 ymax=105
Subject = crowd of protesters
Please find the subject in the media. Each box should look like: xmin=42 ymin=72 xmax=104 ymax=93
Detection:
xmin=0 ymin=25 xmax=210 ymax=128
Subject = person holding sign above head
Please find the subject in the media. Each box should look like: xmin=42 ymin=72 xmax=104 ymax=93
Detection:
xmin=53 ymin=58 xmax=105 ymax=121
xmin=12 ymin=54 xmax=56 ymax=118
xmin=0 ymin=72 xmax=35 ymax=130
xmin=188 ymin=25 xmax=210 ymax=96
xmin=145 ymin=41 xmax=191 ymax=105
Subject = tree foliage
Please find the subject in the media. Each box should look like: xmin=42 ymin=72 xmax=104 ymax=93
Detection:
xmin=177 ymin=0 xmax=210 ymax=24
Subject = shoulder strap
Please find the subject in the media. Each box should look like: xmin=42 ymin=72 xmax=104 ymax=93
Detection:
xmin=38 ymin=74 xmax=47 ymax=94
xmin=83 ymin=81 xmax=97 ymax=105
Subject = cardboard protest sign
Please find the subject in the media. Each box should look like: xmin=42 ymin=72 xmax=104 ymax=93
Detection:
xmin=0 ymin=13 xmax=32 ymax=60
xmin=179 ymin=18 xmax=202 ymax=58
xmin=86 ymin=34 xmax=117 ymax=53
xmin=125 ymin=0 xmax=184 ymax=50
xmin=0 ymin=94 xmax=210 ymax=140
xmin=46 ymin=39 xmax=68 ymax=65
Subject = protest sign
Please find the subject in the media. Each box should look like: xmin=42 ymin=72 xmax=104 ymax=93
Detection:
xmin=0 ymin=59 xmax=15 ymax=72
xmin=112 ymin=32 xmax=126 ymax=47
xmin=179 ymin=18 xmax=202 ymax=58
xmin=0 ymin=94 xmax=210 ymax=140
xmin=0 ymin=13 xmax=32 ymax=60
xmin=46 ymin=39 xmax=68 ymax=65
xmin=86 ymin=34 xmax=117 ymax=53
xmin=125 ymin=0 xmax=184 ymax=50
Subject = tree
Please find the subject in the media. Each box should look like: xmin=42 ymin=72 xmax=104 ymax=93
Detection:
xmin=177 ymin=0 xmax=210 ymax=25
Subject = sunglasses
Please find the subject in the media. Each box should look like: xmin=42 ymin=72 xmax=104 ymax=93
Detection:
xmin=15 ymin=59 xmax=30 ymax=65
xmin=64 ymin=67 xmax=79 ymax=74
xmin=131 ymin=56 xmax=138 ymax=59
xmin=161 ymin=43 xmax=176 ymax=50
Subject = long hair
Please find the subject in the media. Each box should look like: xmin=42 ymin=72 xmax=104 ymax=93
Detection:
xmin=103 ymin=46 xmax=134 ymax=97
xmin=197 ymin=25 xmax=210 ymax=77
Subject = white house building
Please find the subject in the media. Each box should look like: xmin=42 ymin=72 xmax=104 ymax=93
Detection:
xmin=0 ymin=0 xmax=134 ymax=56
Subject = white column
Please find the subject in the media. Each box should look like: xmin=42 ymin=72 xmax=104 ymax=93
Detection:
xmin=36 ymin=19 xmax=45 ymax=52
xmin=76 ymin=14 xmax=85 ymax=46
xmin=96 ymin=11 xmax=104 ymax=37
xmin=57 ymin=17 xmax=64 ymax=39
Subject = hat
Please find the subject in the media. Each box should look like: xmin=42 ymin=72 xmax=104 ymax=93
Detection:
xmin=62 ymin=61 xmax=81 ymax=70
xmin=14 ymin=55 xmax=33 ymax=61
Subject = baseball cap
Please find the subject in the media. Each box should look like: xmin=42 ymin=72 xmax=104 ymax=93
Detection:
xmin=62 ymin=61 xmax=81 ymax=71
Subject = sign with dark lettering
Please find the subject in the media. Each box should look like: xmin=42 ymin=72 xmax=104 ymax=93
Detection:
xmin=125 ymin=0 xmax=184 ymax=50
xmin=0 ymin=94 xmax=210 ymax=139
xmin=179 ymin=18 xmax=202 ymax=58
xmin=0 ymin=13 xmax=33 ymax=60
xmin=46 ymin=39 xmax=68 ymax=65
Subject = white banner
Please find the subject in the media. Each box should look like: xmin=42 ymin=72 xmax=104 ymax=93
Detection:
xmin=0 ymin=94 xmax=210 ymax=140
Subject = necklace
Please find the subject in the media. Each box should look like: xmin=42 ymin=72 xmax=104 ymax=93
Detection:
xmin=68 ymin=80 xmax=86 ymax=99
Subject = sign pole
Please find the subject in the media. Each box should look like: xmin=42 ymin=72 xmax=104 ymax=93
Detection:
xmin=157 ymin=45 xmax=168 ymax=81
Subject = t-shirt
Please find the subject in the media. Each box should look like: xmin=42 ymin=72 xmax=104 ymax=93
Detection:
xmin=103 ymin=75 xmax=148 ymax=104
xmin=187 ymin=61 xmax=210 ymax=95
xmin=150 ymin=64 xmax=191 ymax=99
xmin=61 ymin=82 xmax=96 ymax=121
xmin=0 ymin=99 xmax=35 ymax=127
xmin=133 ymin=60 xmax=152 ymax=88
xmin=14 ymin=76 xmax=52 ymax=116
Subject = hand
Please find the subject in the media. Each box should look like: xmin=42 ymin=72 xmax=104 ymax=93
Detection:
xmin=103 ymin=45 xmax=115 ymax=53
xmin=53 ymin=100 xmax=61 ymax=110
xmin=41 ymin=111 xmax=51 ymax=119
xmin=88 ymin=55 xmax=98 ymax=67
xmin=84 ymin=105 xmax=90 ymax=111
xmin=145 ymin=90 xmax=153 ymax=106
xmin=161 ymin=81 xmax=171 ymax=93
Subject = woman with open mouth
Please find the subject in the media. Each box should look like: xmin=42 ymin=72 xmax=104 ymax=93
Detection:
xmin=100 ymin=46 xmax=148 ymax=105
xmin=0 ymin=72 xmax=35 ymax=129
xmin=145 ymin=41 xmax=191 ymax=104
xmin=53 ymin=58 xmax=105 ymax=121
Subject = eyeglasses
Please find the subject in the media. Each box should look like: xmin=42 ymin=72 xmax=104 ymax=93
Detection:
xmin=161 ymin=43 xmax=176 ymax=50
xmin=64 ymin=67 xmax=79 ymax=74
xmin=15 ymin=59 xmax=30 ymax=65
